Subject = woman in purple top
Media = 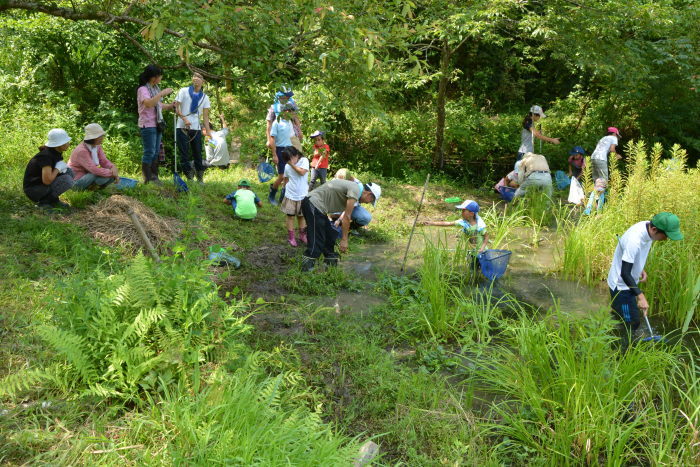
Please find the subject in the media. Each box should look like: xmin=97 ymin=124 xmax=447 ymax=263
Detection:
xmin=137 ymin=64 xmax=174 ymax=184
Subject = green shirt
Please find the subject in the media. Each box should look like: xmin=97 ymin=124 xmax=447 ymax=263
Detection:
xmin=234 ymin=189 xmax=258 ymax=219
xmin=308 ymin=179 xmax=360 ymax=214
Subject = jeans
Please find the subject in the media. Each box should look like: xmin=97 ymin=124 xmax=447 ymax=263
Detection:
xmin=24 ymin=173 xmax=74 ymax=204
xmin=309 ymin=168 xmax=327 ymax=189
xmin=591 ymin=159 xmax=609 ymax=181
xmin=302 ymin=197 xmax=338 ymax=260
xmin=331 ymin=205 xmax=372 ymax=239
xmin=140 ymin=127 xmax=162 ymax=164
xmin=514 ymin=172 xmax=553 ymax=198
xmin=176 ymin=129 xmax=203 ymax=174
xmin=72 ymin=173 xmax=114 ymax=191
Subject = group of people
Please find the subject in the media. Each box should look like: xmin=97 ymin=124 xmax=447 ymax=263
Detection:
xmin=493 ymin=104 xmax=622 ymax=202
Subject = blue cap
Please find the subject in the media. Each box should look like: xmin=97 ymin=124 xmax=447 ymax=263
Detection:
xmin=310 ymin=130 xmax=325 ymax=139
xmin=456 ymin=199 xmax=479 ymax=212
xmin=569 ymin=146 xmax=586 ymax=156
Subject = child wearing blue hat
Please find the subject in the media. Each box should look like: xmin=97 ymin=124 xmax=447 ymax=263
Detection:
xmin=568 ymin=146 xmax=586 ymax=180
xmin=422 ymin=199 xmax=489 ymax=254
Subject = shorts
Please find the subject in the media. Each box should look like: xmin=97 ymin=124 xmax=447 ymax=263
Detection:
xmin=280 ymin=197 xmax=303 ymax=216
xmin=276 ymin=146 xmax=291 ymax=174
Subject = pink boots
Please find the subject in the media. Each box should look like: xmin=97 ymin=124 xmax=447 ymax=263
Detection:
xmin=298 ymin=228 xmax=308 ymax=245
xmin=287 ymin=230 xmax=298 ymax=247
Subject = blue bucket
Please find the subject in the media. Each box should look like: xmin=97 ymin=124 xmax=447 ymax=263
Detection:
xmin=497 ymin=186 xmax=516 ymax=202
xmin=555 ymin=170 xmax=571 ymax=190
xmin=257 ymin=161 xmax=276 ymax=183
xmin=478 ymin=249 xmax=512 ymax=281
xmin=115 ymin=177 xmax=138 ymax=189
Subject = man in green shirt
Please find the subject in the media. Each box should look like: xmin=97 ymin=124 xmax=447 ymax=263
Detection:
xmin=223 ymin=179 xmax=262 ymax=220
xmin=301 ymin=178 xmax=381 ymax=271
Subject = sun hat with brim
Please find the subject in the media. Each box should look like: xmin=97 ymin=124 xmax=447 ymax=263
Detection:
xmin=84 ymin=123 xmax=105 ymax=140
xmin=607 ymin=127 xmax=621 ymax=136
xmin=530 ymin=105 xmax=546 ymax=117
xmin=569 ymin=146 xmax=586 ymax=156
xmin=456 ymin=199 xmax=480 ymax=213
xmin=310 ymin=130 xmax=325 ymax=139
xmin=651 ymin=212 xmax=683 ymax=240
xmin=238 ymin=179 xmax=251 ymax=187
xmin=45 ymin=128 xmax=71 ymax=148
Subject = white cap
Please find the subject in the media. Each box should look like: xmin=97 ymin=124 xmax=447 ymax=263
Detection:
xmin=45 ymin=129 xmax=72 ymax=148
xmin=366 ymin=182 xmax=381 ymax=206
xmin=455 ymin=199 xmax=480 ymax=212
xmin=530 ymin=105 xmax=546 ymax=117
xmin=84 ymin=123 xmax=106 ymax=140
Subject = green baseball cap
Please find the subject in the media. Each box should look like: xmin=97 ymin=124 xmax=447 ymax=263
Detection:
xmin=651 ymin=212 xmax=683 ymax=240
xmin=238 ymin=179 xmax=251 ymax=187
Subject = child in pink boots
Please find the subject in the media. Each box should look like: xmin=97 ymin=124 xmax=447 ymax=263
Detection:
xmin=279 ymin=147 xmax=309 ymax=246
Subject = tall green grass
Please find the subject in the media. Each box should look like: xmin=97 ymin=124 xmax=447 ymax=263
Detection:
xmin=561 ymin=141 xmax=700 ymax=327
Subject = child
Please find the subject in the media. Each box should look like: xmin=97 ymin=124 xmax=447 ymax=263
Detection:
xmin=567 ymin=146 xmax=586 ymax=179
xmin=422 ymin=200 xmax=489 ymax=256
xmin=223 ymin=179 xmax=262 ymax=220
xmin=280 ymin=147 xmax=310 ymax=246
xmin=309 ymin=130 xmax=331 ymax=190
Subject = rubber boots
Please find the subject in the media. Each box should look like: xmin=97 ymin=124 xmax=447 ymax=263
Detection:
xmin=268 ymin=184 xmax=279 ymax=205
xmin=298 ymin=228 xmax=308 ymax=245
xmin=196 ymin=170 xmax=205 ymax=184
xmin=141 ymin=162 xmax=152 ymax=184
xmin=150 ymin=160 xmax=163 ymax=185
xmin=287 ymin=230 xmax=298 ymax=247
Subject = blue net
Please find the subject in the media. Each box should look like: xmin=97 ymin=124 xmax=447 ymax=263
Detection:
xmin=555 ymin=170 xmax=571 ymax=190
xmin=173 ymin=172 xmax=189 ymax=193
xmin=257 ymin=162 xmax=276 ymax=182
xmin=115 ymin=177 xmax=138 ymax=190
xmin=478 ymin=249 xmax=512 ymax=281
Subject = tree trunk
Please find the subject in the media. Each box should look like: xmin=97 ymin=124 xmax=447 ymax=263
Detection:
xmin=433 ymin=39 xmax=450 ymax=170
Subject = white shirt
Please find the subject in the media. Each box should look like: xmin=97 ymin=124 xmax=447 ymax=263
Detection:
xmin=175 ymin=87 xmax=211 ymax=130
xmin=607 ymin=221 xmax=653 ymax=291
xmin=283 ymin=157 xmax=310 ymax=201
xmin=205 ymin=128 xmax=230 ymax=166
xmin=591 ymin=135 xmax=618 ymax=161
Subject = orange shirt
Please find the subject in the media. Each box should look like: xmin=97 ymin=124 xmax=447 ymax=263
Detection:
xmin=311 ymin=143 xmax=330 ymax=169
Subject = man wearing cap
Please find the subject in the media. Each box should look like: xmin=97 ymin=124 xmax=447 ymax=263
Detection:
xmin=68 ymin=123 xmax=120 ymax=191
xmin=517 ymin=105 xmax=560 ymax=160
xmin=590 ymin=127 xmax=622 ymax=181
xmin=607 ymin=212 xmax=683 ymax=350
xmin=23 ymin=128 xmax=75 ymax=209
xmin=301 ymin=178 xmax=381 ymax=272
xmin=513 ymin=152 xmax=553 ymax=198
xmin=223 ymin=179 xmax=262 ymax=220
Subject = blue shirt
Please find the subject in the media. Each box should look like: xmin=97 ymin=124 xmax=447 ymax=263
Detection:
xmin=270 ymin=119 xmax=294 ymax=147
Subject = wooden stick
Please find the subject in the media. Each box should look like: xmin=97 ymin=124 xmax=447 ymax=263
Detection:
xmin=401 ymin=173 xmax=430 ymax=273
xmin=127 ymin=208 xmax=161 ymax=262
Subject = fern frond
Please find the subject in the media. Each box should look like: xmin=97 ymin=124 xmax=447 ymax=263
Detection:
xmin=36 ymin=325 xmax=97 ymax=383
xmin=0 ymin=368 xmax=47 ymax=397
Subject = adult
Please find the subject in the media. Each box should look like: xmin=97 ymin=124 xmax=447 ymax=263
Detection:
xmin=590 ymin=127 xmax=622 ymax=181
xmin=137 ymin=64 xmax=174 ymax=184
xmin=567 ymin=146 xmax=586 ymax=180
xmin=203 ymin=113 xmax=230 ymax=168
xmin=268 ymin=103 xmax=298 ymax=205
xmin=514 ymin=152 xmax=553 ymax=198
xmin=23 ymin=129 xmax=74 ymax=209
xmin=174 ymin=72 xmax=211 ymax=183
xmin=68 ymin=123 xmax=119 ymax=190
xmin=517 ymin=105 xmax=560 ymax=160
xmin=265 ymin=89 xmax=302 ymax=150
xmin=301 ymin=178 xmax=381 ymax=272
xmin=607 ymin=213 xmax=682 ymax=350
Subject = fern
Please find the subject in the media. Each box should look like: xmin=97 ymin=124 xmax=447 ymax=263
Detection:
xmin=36 ymin=324 xmax=97 ymax=383
xmin=0 ymin=368 xmax=47 ymax=397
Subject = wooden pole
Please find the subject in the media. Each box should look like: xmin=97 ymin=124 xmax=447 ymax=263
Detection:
xmin=401 ymin=173 xmax=430 ymax=273
xmin=127 ymin=208 xmax=161 ymax=262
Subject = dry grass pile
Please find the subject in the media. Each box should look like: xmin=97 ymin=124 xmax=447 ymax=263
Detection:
xmin=74 ymin=195 xmax=181 ymax=251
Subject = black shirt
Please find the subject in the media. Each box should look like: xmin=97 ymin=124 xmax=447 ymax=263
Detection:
xmin=23 ymin=148 xmax=62 ymax=191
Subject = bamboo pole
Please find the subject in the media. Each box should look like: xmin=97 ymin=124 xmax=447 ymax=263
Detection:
xmin=401 ymin=173 xmax=430 ymax=273
xmin=127 ymin=208 xmax=161 ymax=262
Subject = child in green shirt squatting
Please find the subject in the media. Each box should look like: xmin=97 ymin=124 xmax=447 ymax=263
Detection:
xmin=224 ymin=179 xmax=263 ymax=220
xmin=422 ymin=200 xmax=489 ymax=263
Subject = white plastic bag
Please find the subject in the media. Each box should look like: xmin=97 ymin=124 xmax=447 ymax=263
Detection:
xmin=568 ymin=176 xmax=585 ymax=205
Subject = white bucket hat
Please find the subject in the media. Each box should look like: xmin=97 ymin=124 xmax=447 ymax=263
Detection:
xmin=530 ymin=105 xmax=546 ymax=117
xmin=45 ymin=128 xmax=72 ymax=148
xmin=84 ymin=123 xmax=106 ymax=140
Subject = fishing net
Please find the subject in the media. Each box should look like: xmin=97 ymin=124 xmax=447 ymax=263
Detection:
xmin=478 ymin=249 xmax=512 ymax=281
xmin=73 ymin=195 xmax=181 ymax=251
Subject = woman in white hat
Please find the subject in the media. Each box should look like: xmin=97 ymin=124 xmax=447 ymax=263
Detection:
xmin=517 ymin=105 xmax=560 ymax=160
xmin=23 ymin=129 xmax=75 ymax=209
xmin=68 ymin=123 xmax=119 ymax=191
